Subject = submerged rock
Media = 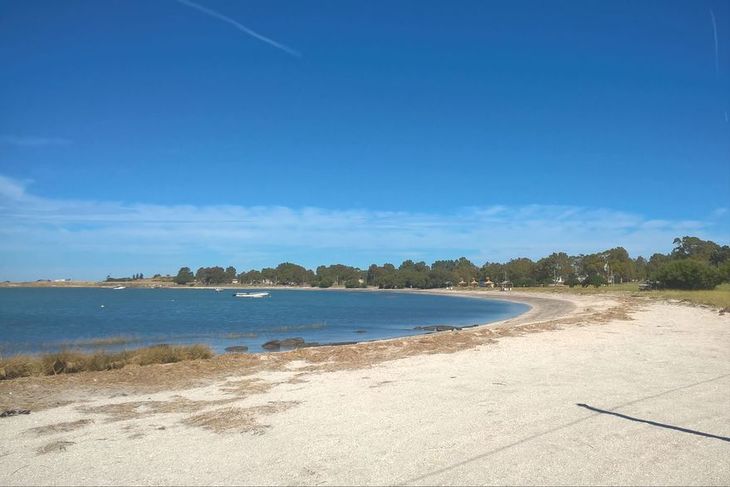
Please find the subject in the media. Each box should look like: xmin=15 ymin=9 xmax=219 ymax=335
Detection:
xmin=261 ymin=337 xmax=358 ymax=351
xmin=261 ymin=340 xmax=281 ymax=351
xmin=280 ymin=337 xmax=306 ymax=348
xmin=224 ymin=345 xmax=249 ymax=353
xmin=414 ymin=325 xmax=461 ymax=332
xmin=262 ymin=337 xmax=306 ymax=351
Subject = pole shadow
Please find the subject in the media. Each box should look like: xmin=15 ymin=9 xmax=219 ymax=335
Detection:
xmin=575 ymin=403 xmax=730 ymax=443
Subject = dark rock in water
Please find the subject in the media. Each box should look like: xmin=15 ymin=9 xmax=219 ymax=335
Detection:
xmin=224 ymin=345 xmax=249 ymax=353
xmin=262 ymin=340 xmax=282 ymax=351
xmin=280 ymin=337 xmax=306 ymax=348
xmin=414 ymin=325 xmax=461 ymax=332
xmin=261 ymin=337 xmax=358 ymax=351
xmin=354 ymin=329 xmax=367 ymax=334
xmin=262 ymin=337 xmax=306 ymax=351
xmin=1 ymin=408 xmax=30 ymax=418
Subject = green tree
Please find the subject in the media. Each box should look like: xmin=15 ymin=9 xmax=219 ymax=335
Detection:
xmin=276 ymin=262 xmax=313 ymax=285
xmin=671 ymin=236 xmax=721 ymax=263
xmin=535 ymin=252 xmax=572 ymax=285
xmin=603 ymin=247 xmax=634 ymax=283
xmin=504 ymin=258 xmax=536 ymax=286
xmin=479 ymin=262 xmax=504 ymax=283
xmin=718 ymin=260 xmax=730 ymax=283
xmin=174 ymin=267 xmax=195 ymax=285
xmin=238 ymin=270 xmax=262 ymax=284
xmin=582 ymin=274 xmax=606 ymax=288
xmin=710 ymin=245 xmax=730 ymax=267
xmin=195 ymin=266 xmax=227 ymax=285
xmin=260 ymin=267 xmax=277 ymax=284
xmin=634 ymin=256 xmax=648 ymax=280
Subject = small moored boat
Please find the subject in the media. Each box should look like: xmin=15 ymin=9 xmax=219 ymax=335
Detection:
xmin=233 ymin=292 xmax=270 ymax=298
xmin=112 ymin=286 xmax=126 ymax=290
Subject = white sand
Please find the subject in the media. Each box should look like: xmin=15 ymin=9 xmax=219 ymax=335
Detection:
xmin=1 ymin=294 xmax=728 ymax=485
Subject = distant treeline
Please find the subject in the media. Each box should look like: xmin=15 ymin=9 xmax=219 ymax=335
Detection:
xmin=105 ymin=273 xmax=145 ymax=282
xmin=171 ymin=236 xmax=730 ymax=290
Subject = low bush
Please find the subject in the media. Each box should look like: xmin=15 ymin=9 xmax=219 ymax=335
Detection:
xmin=653 ymin=260 xmax=722 ymax=290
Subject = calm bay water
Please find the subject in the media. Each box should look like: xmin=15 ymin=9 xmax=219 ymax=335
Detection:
xmin=0 ymin=288 xmax=529 ymax=354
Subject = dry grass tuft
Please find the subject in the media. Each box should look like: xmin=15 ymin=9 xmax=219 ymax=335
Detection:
xmin=0 ymin=344 xmax=214 ymax=381
xmin=78 ymin=396 xmax=235 ymax=422
xmin=183 ymin=401 xmax=300 ymax=434
xmin=36 ymin=440 xmax=75 ymax=455
xmin=131 ymin=344 xmax=213 ymax=366
xmin=220 ymin=377 xmax=275 ymax=396
xmin=26 ymin=419 xmax=94 ymax=436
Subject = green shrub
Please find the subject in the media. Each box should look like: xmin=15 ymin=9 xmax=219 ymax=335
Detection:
xmin=654 ymin=260 xmax=722 ymax=290
xmin=564 ymin=274 xmax=580 ymax=288
xmin=719 ymin=260 xmax=730 ymax=283
xmin=582 ymin=274 xmax=606 ymax=288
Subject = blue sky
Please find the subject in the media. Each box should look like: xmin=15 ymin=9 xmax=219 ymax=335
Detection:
xmin=1 ymin=0 xmax=728 ymax=280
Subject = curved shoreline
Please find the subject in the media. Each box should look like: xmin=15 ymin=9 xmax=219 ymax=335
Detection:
xmin=1 ymin=288 xmax=568 ymax=355
xmin=3 ymin=292 xmax=728 ymax=485
xmin=0 ymin=291 xmax=582 ymax=393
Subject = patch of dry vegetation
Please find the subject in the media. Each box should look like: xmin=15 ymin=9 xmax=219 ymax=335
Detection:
xmin=183 ymin=401 xmax=300 ymax=434
xmin=36 ymin=440 xmax=75 ymax=455
xmin=78 ymin=396 xmax=236 ymax=422
xmin=519 ymin=283 xmax=730 ymax=308
xmin=26 ymin=419 xmax=94 ymax=436
xmin=0 ymin=344 xmax=213 ymax=380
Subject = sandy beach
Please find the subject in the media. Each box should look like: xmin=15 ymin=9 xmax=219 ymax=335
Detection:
xmin=0 ymin=291 xmax=728 ymax=485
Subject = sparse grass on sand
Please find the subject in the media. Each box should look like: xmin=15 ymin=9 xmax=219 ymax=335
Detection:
xmin=0 ymin=344 xmax=213 ymax=381
xmin=512 ymin=282 xmax=730 ymax=308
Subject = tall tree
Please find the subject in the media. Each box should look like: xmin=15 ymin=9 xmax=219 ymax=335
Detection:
xmin=174 ymin=267 xmax=195 ymax=285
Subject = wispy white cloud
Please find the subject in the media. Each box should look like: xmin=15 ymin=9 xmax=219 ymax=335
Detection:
xmin=175 ymin=0 xmax=301 ymax=58
xmin=0 ymin=174 xmax=727 ymax=280
xmin=0 ymin=135 xmax=71 ymax=147
xmin=710 ymin=9 xmax=720 ymax=75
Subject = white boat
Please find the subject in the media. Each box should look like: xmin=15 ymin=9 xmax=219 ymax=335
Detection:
xmin=233 ymin=292 xmax=270 ymax=298
xmin=214 ymin=288 xmax=224 ymax=292
xmin=112 ymin=286 xmax=126 ymax=290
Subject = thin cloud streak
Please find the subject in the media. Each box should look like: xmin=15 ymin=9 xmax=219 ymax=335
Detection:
xmin=175 ymin=0 xmax=301 ymax=58
xmin=0 ymin=135 xmax=71 ymax=147
xmin=710 ymin=9 xmax=720 ymax=75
